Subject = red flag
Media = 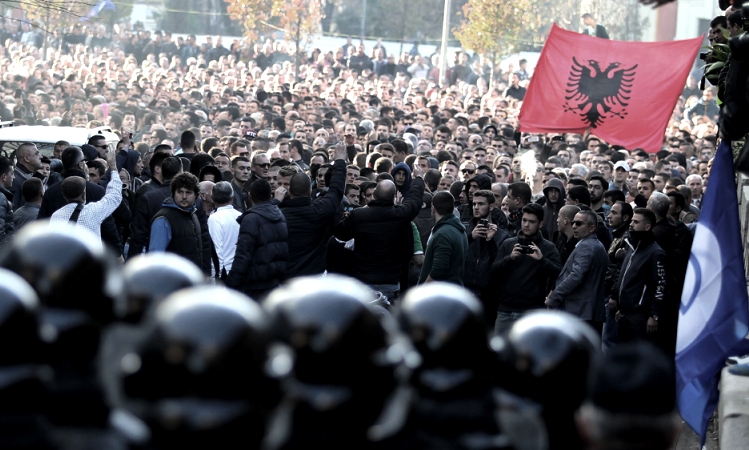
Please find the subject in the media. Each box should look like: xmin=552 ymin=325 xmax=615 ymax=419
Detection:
xmin=519 ymin=24 xmax=702 ymax=152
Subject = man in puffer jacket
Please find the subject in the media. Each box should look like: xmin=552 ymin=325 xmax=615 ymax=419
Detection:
xmin=227 ymin=179 xmax=288 ymax=299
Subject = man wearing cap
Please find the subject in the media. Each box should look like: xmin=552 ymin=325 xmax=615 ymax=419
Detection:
xmin=610 ymin=161 xmax=632 ymax=196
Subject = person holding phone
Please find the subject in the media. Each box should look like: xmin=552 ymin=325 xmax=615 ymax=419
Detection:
xmin=462 ymin=189 xmax=511 ymax=325
xmin=490 ymin=203 xmax=561 ymax=334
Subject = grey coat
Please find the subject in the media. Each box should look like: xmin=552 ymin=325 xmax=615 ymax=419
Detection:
xmin=549 ymin=234 xmax=609 ymax=322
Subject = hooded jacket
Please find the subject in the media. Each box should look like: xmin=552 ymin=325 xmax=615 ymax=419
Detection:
xmin=226 ymin=201 xmax=288 ymax=293
xmin=390 ymin=162 xmax=412 ymax=197
xmin=418 ymin=212 xmax=468 ymax=285
xmin=491 ymin=230 xmax=561 ymax=312
xmin=118 ymin=148 xmax=142 ymax=179
xmin=541 ymin=178 xmax=565 ymax=239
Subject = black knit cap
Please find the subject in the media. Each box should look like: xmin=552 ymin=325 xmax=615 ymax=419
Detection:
xmin=587 ymin=341 xmax=676 ymax=415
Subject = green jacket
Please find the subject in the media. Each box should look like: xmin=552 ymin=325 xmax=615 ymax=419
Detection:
xmin=418 ymin=213 xmax=468 ymax=285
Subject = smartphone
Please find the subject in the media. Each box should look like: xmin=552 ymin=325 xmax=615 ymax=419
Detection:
xmin=479 ymin=218 xmax=489 ymax=227
xmin=518 ymin=245 xmax=534 ymax=254
xmin=528 ymin=136 xmax=540 ymax=143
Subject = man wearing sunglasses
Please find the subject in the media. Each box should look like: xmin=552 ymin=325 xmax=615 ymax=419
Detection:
xmin=244 ymin=153 xmax=270 ymax=191
xmin=459 ymin=161 xmax=477 ymax=182
xmin=547 ymin=210 xmax=609 ymax=334
xmin=89 ymin=135 xmax=110 ymax=159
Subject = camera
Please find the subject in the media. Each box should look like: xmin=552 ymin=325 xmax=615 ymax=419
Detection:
xmin=518 ymin=245 xmax=534 ymax=254
xmin=479 ymin=218 xmax=489 ymax=227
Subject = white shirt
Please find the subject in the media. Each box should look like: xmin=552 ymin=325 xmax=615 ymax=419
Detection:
xmin=50 ymin=170 xmax=122 ymax=240
xmin=208 ymin=204 xmax=241 ymax=274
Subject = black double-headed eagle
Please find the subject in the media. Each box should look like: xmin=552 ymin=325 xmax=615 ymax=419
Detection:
xmin=564 ymin=57 xmax=638 ymax=128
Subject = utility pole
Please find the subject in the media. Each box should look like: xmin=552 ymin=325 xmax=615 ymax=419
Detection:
xmin=360 ymin=0 xmax=367 ymax=41
xmin=439 ymin=0 xmax=452 ymax=86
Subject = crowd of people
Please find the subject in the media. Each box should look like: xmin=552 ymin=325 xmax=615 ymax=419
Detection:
xmin=0 ymin=11 xmax=730 ymax=449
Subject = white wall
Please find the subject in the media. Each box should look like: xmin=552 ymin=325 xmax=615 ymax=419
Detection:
xmin=675 ymin=0 xmax=720 ymax=40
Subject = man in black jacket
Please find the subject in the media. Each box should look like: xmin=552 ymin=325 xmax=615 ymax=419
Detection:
xmin=37 ymin=147 xmax=122 ymax=255
xmin=279 ymin=143 xmax=346 ymax=278
xmin=602 ymin=201 xmax=632 ymax=350
xmin=463 ymin=189 xmax=510 ymax=323
xmin=610 ymin=208 xmax=667 ymax=343
xmin=648 ymin=192 xmax=691 ymax=357
xmin=128 ymin=156 xmax=182 ymax=259
xmin=226 ymin=179 xmax=288 ymax=299
xmin=334 ymin=164 xmax=425 ymax=300
xmin=491 ymin=203 xmax=561 ymax=334
xmin=12 ymin=142 xmax=43 ymax=210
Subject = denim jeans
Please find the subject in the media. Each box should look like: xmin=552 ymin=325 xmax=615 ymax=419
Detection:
xmin=494 ymin=311 xmax=525 ymax=336
xmin=602 ymin=301 xmax=619 ymax=353
xmin=368 ymin=283 xmax=400 ymax=305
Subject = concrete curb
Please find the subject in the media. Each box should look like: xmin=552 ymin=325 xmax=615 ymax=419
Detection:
xmin=718 ymin=366 xmax=749 ymax=449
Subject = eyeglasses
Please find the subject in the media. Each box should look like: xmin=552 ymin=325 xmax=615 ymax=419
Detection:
xmin=253 ymin=163 xmax=270 ymax=168
xmin=571 ymin=220 xmax=587 ymax=227
xmin=462 ymin=169 xmax=475 ymax=174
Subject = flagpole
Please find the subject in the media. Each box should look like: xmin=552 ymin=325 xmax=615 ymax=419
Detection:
xmin=439 ymin=0 xmax=451 ymax=86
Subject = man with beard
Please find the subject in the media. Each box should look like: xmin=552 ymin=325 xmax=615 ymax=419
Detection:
xmin=610 ymin=208 xmax=666 ymax=342
xmin=588 ymin=175 xmax=607 ymax=219
xmin=603 ymin=201 xmax=633 ymax=350
xmin=541 ymin=178 xmax=565 ymax=240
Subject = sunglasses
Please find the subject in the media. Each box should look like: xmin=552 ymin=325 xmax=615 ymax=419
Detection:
xmin=462 ymin=169 xmax=475 ymax=174
xmin=239 ymin=152 xmax=249 ymax=157
xmin=571 ymin=220 xmax=587 ymax=226
xmin=94 ymin=144 xmax=108 ymax=149
xmin=254 ymin=163 xmax=270 ymax=168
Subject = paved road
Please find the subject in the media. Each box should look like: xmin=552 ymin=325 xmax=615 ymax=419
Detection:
xmin=673 ymin=417 xmax=718 ymax=450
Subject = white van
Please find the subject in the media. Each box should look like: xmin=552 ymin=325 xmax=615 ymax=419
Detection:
xmin=0 ymin=122 xmax=120 ymax=162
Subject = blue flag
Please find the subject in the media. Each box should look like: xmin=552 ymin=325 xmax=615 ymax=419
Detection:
xmin=81 ymin=0 xmax=116 ymax=21
xmin=676 ymin=140 xmax=749 ymax=444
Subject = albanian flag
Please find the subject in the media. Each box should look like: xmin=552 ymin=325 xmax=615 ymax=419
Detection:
xmin=519 ymin=24 xmax=702 ymax=152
